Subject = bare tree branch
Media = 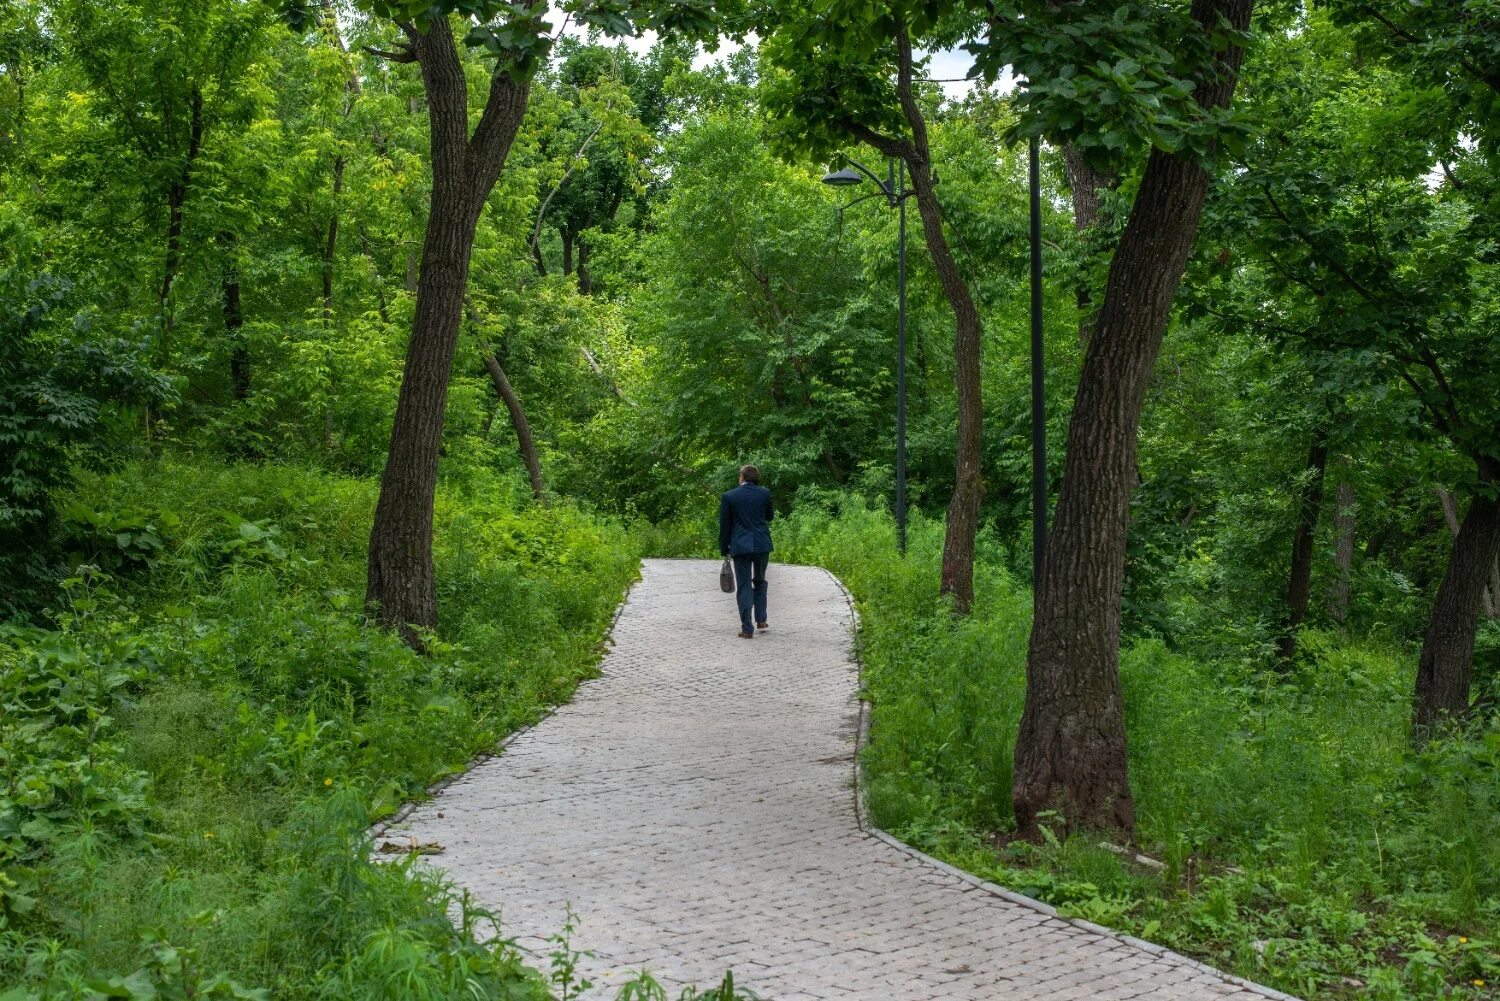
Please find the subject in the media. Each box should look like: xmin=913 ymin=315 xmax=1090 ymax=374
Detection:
xmin=363 ymin=44 xmax=417 ymax=63
xmin=530 ymin=120 xmax=605 ymax=272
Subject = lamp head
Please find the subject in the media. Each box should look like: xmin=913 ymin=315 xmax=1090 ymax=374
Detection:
xmin=821 ymin=167 xmax=863 ymax=187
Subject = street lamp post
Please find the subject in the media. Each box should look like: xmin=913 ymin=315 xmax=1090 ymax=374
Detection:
xmin=822 ymin=156 xmax=911 ymax=554
xmin=825 ymin=145 xmax=1045 ymax=579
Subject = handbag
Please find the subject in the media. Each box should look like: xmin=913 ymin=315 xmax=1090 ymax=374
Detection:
xmin=719 ymin=558 xmax=735 ymax=593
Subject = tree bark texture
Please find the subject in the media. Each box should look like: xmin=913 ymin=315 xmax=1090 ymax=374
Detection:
xmin=1438 ymin=486 xmax=1496 ymax=617
xmin=844 ymin=27 xmax=983 ymax=613
xmin=1012 ymin=0 xmax=1254 ymax=839
xmin=1329 ymin=474 xmax=1356 ymax=626
xmin=366 ymin=16 xmax=531 ymax=647
xmin=480 ymin=345 xmax=550 ymax=506
xmin=1414 ymin=461 xmax=1500 ymax=741
xmin=221 ymin=234 xmax=249 ymax=402
xmin=1277 ymin=432 xmax=1329 ymax=661
xmin=577 ymin=239 xmax=593 ymax=295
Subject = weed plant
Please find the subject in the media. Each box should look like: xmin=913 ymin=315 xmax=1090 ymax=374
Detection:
xmin=1 ymin=459 xmax=640 ymax=998
xmin=774 ymin=495 xmax=1500 ymax=1001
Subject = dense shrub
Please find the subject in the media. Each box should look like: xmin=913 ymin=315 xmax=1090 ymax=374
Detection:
xmin=0 ymin=272 xmax=172 ymax=615
xmin=1 ymin=459 xmax=639 ymax=998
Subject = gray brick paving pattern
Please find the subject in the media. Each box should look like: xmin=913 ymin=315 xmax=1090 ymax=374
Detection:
xmin=387 ymin=559 xmax=1287 ymax=1000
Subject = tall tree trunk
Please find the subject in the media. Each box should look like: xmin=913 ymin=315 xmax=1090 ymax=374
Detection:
xmin=844 ymin=26 xmax=984 ymax=613
xmin=221 ymin=233 xmax=249 ymax=402
xmin=562 ymin=230 xmax=574 ymax=276
xmin=576 ymin=238 xmax=593 ymax=295
xmin=1329 ymin=473 xmax=1356 ymax=626
xmin=357 ymin=227 xmax=392 ymax=326
xmin=145 ymin=87 xmax=203 ymax=441
xmin=1489 ymin=556 xmax=1500 ymax=621
xmin=1012 ymin=0 xmax=1253 ymax=838
xmin=1414 ymin=460 xmax=1500 ymax=742
xmin=916 ymin=165 xmax=984 ymax=614
xmin=158 ymin=87 xmax=203 ymax=339
xmin=1277 ymin=431 xmax=1329 ymax=661
xmin=1061 ymin=144 xmax=1116 ymax=346
xmin=319 ymin=2 xmax=359 ymax=326
xmin=480 ymin=344 xmax=550 ymax=506
xmin=365 ymin=17 xmax=531 ymax=648
xmin=323 ymin=156 xmax=346 ymax=320
xmin=529 ymin=121 xmax=600 ymax=282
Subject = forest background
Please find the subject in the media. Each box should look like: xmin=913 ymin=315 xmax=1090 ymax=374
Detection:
xmin=1 ymin=0 xmax=1497 ymax=998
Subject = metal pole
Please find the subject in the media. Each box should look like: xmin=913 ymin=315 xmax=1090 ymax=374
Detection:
xmin=1029 ymin=136 xmax=1045 ymax=590
xmin=895 ymin=158 xmax=908 ymax=556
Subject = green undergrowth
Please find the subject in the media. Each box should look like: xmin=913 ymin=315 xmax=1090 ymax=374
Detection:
xmin=0 ymin=459 xmax=646 ymax=999
xmin=776 ymin=495 xmax=1500 ymax=1001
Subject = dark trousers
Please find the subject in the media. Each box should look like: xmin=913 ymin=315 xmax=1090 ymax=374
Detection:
xmin=733 ymin=552 xmax=769 ymax=633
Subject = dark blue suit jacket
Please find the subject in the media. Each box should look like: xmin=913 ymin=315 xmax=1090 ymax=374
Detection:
xmin=719 ymin=483 xmax=774 ymax=556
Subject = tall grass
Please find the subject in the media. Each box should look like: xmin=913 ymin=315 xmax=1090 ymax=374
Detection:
xmin=776 ymin=495 xmax=1500 ymax=1000
xmin=2 ymin=459 xmax=640 ymax=998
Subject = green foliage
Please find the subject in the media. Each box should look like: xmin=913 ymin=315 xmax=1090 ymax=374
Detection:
xmin=0 ymin=607 xmax=151 ymax=923
xmin=6 ymin=1 xmax=1500 ymax=996
xmin=353 ymin=0 xmax=741 ymax=85
xmin=0 ymin=272 xmax=173 ymax=611
xmin=0 ymin=459 xmax=638 ymax=997
xmin=968 ymin=0 xmax=1252 ymax=163
xmin=779 ymin=497 xmax=1500 ymax=1000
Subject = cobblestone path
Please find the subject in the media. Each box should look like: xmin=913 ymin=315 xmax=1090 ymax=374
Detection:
xmin=386 ymin=559 xmax=1293 ymax=1001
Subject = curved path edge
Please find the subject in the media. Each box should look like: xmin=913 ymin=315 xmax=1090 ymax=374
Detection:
xmin=367 ymin=570 xmax=638 ymax=845
xmin=376 ymin=559 xmax=1303 ymax=1001
xmin=818 ymin=568 xmax=1302 ymax=1001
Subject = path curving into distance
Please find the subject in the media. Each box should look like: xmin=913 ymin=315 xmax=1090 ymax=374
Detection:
xmin=385 ymin=559 xmax=1297 ymax=1001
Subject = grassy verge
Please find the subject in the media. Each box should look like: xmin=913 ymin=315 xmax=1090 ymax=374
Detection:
xmin=2 ymin=459 xmax=641 ymax=999
xmin=776 ymin=495 xmax=1499 ymax=1001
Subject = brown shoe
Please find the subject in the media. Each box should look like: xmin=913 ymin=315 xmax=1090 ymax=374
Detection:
xmin=737 ymin=630 xmax=755 ymax=639
xmin=757 ymin=622 xmax=769 ymax=631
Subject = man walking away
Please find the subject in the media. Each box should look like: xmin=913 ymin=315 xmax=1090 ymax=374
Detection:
xmin=719 ymin=464 xmax=774 ymax=639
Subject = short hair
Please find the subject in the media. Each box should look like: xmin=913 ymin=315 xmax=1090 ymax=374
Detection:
xmin=740 ymin=464 xmax=760 ymax=484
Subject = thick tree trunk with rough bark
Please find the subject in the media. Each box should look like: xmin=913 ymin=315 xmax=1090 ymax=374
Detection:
xmin=1012 ymin=0 xmax=1253 ymax=839
xmin=1444 ymin=485 xmax=1500 ymax=620
xmin=1414 ymin=460 xmax=1500 ymax=741
xmin=1277 ymin=432 xmax=1329 ymax=661
xmin=366 ymin=17 xmax=531 ymax=647
xmin=844 ymin=28 xmax=983 ymax=612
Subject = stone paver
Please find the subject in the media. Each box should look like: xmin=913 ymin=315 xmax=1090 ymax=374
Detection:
xmin=387 ymin=559 xmax=1293 ymax=1000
